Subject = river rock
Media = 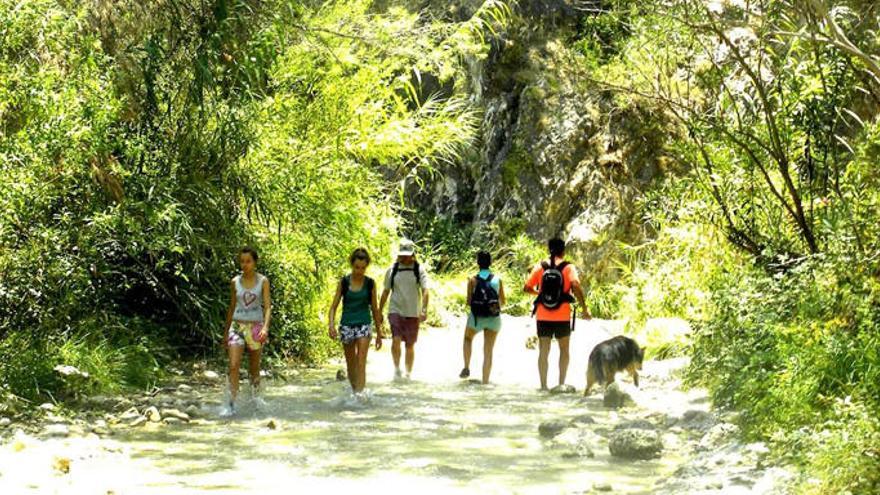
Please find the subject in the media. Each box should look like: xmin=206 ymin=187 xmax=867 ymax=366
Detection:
xmin=184 ymin=404 xmax=201 ymax=418
xmin=592 ymin=483 xmax=613 ymax=492
xmin=679 ymin=410 xmax=715 ymax=432
xmin=119 ymin=407 xmax=141 ymax=421
xmin=609 ymin=429 xmax=663 ymax=460
xmin=160 ymin=408 xmax=190 ymax=422
xmin=90 ymin=419 xmax=110 ymax=435
xmin=603 ymin=383 xmax=634 ymax=408
xmin=163 ymin=417 xmax=182 ymax=425
xmin=202 ymin=370 xmax=220 ymax=380
xmin=539 ymin=420 xmax=570 ymax=439
xmin=570 ymin=414 xmax=595 ymax=425
xmin=129 ymin=415 xmax=148 ymax=427
xmin=39 ymin=402 xmax=56 ymax=412
xmin=336 ymin=369 xmax=347 ymax=381
xmin=144 ymin=406 xmax=161 ymax=423
xmin=614 ymin=419 xmax=656 ymax=431
xmin=550 ymin=384 xmax=576 ymax=394
xmin=0 ymin=417 xmax=11 ymax=428
xmin=44 ymin=424 xmax=70 ymax=438
xmin=177 ymin=384 xmax=193 ymax=393
xmin=266 ymin=419 xmax=277 ymax=430
xmin=698 ymin=423 xmax=739 ymax=450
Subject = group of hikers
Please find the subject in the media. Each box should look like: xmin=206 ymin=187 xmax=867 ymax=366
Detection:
xmin=220 ymin=237 xmax=591 ymax=415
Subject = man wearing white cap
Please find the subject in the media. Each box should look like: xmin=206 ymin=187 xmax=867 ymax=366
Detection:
xmin=379 ymin=238 xmax=431 ymax=380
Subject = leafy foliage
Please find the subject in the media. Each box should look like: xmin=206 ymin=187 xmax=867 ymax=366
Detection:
xmin=0 ymin=0 xmax=489 ymax=401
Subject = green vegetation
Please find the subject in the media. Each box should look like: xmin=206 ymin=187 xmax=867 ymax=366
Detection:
xmin=0 ymin=0 xmax=507 ymax=406
xmin=571 ymin=0 xmax=880 ymax=491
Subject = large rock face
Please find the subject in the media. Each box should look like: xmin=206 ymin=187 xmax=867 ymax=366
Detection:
xmin=405 ymin=0 xmax=678 ymax=280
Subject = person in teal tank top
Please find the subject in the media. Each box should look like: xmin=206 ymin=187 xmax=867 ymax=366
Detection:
xmin=328 ymin=248 xmax=384 ymax=394
xmin=460 ymin=251 xmax=506 ymax=384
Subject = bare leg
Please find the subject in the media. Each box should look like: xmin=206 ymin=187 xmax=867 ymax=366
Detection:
xmin=355 ymin=337 xmax=370 ymax=392
xmin=227 ymin=344 xmax=244 ymax=402
xmin=558 ymin=336 xmax=570 ymax=386
xmin=392 ymin=337 xmax=402 ymax=370
xmin=482 ymin=330 xmax=498 ymax=384
xmin=343 ymin=342 xmax=357 ymax=391
xmin=538 ymin=337 xmax=551 ymax=390
xmin=405 ymin=343 xmax=415 ymax=375
xmin=248 ymin=348 xmax=262 ymax=388
xmin=463 ymin=328 xmax=477 ymax=370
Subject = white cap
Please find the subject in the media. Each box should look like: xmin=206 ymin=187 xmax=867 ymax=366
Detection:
xmin=397 ymin=238 xmax=415 ymax=256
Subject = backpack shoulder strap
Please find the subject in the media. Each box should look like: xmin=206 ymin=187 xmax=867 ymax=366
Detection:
xmin=341 ymin=275 xmax=350 ymax=298
xmin=413 ymin=261 xmax=421 ymax=285
xmin=390 ymin=262 xmax=399 ymax=290
xmin=557 ymin=261 xmax=570 ymax=271
xmin=366 ymin=276 xmax=375 ymax=298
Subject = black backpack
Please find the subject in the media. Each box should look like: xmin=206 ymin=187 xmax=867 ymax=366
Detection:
xmin=470 ymin=273 xmax=501 ymax=318
xmin=389 ymin=261 xmax=421 ymax=290
xmin=341 ymin=275 xmax=375 ymax=301
xmin=532 ymin=258 xmax=573 ymax=315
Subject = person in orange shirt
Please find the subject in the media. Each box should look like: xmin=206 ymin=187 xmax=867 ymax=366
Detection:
xmin=523 ymin=238 xmax=591 ymax=391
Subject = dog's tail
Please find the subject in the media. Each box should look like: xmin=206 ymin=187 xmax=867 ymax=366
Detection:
xmin=590 ymin=353 xmax=605 ymax=385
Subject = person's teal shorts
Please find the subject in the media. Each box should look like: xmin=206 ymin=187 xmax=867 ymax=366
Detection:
xmin=467 ymin=313 xmax=502 ymax=332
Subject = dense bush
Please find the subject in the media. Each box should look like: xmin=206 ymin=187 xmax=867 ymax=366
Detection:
xmin=572 ymin=0 xmax=880 ymax=491
xmin=0 ymin=0 xmax=494 ymax=402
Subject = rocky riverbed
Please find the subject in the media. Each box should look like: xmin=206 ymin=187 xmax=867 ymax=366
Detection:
xmin=0 ymin=318 xmax=796 ymax=494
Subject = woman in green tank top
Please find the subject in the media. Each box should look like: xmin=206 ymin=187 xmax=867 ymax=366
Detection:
xmin=327 ymin=248 xmax=384 ymax=394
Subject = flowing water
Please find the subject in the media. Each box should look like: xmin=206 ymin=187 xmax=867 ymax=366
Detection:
xmin=2 ymin=317 xmax=697 ymax=494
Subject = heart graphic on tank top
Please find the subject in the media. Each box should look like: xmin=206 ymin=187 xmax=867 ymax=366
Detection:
xmin=243 ymin=292 xmax=257 ymax=307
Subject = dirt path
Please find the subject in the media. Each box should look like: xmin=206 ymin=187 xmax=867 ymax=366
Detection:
xmin=0 ymin=317 xmax=794 ymax=494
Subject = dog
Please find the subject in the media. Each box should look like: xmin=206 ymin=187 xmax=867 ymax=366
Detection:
xmin=584 ymin=336 xmax=645 ymax=396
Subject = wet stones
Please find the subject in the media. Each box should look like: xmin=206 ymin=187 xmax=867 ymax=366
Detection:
xmin=144 ymin=406 xmax=161 ymax=423
xmin=603 ymin=383 xmax=634 ymax=409
xmin=609 ymin=429 xmax=663 ymax=460
xmin=160 ymin=409 xmax=190 ymax=422
xmin=678 ymin=409 xmax=715 ymax=432
xmin=539 ymin=420 xmax=570 ymax=438
xmin=43 ymin=424 xmax=71 ymax=438
xmin=570 ymin=414 xmax=596 ymax=425
xmin=129 ymin=416 xmax=148 ymax=427
xmin=614 ymin=419 xmax=656 ymax=431
xmin=697 ymin=423 xmax=739 ymax=451
xmin=550 ymin=384 xmax=576 ymax=394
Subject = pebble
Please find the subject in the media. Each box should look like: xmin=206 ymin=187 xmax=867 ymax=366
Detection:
xmin=0 ymin=417 xmax=11 ymax=428
xmin=39 ymin=403 xmax=56 ymax=411
xmin=144 ymin=406 xmax=161 ymax=423
xmin=163 ymin=417 xmax=182 ymax=425
xmin=203 ymin=370 xmax=220 ymax=380
xmin=593 ymin=483 xmax=613 ymax=492
xmin=539 ymin=420 xmax=570 ymax=439
xmin=44 ymin=424 xmax=70 ymax=438
xmin=160 ymin=409 xmax=190 ymax=422
xmin=129 ymin=416 xmax=148 ymax=427
xmin=119 ymin=407 xmax=141 ymax=421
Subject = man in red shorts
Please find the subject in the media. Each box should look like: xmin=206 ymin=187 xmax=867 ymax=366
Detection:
xmin=380 ymin=239 xmax=431 ymax=380
xmin=524 ymin=238 xmax=590 ymax=391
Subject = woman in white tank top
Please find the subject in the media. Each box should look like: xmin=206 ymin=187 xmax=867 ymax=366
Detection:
xmin=221 ymin=247 xmax=272 ymax=416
